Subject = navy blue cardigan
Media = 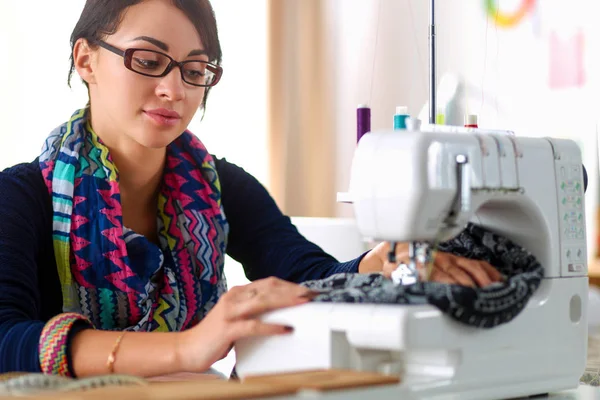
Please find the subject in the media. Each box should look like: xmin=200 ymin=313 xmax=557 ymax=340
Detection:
xmin=0 ymin=158 xmax=361 ymax=372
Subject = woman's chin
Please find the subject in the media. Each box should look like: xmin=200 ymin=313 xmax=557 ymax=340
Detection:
xmin=135 ymin=133 xmax=180 ymax=149
xmin=133 ymin=124 xmax=183 ymax=149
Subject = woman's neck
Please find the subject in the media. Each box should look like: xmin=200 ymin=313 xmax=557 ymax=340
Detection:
xmin=88 ymin=110 xmax=166 ymax=214
xmin=100 ymin=137 xmax=165 ymax=243
xmin=111 ymin=148 xmax=165 ymax=209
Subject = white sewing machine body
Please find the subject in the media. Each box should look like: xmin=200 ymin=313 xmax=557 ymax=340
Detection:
xmin=235 ymin=127 xmax=588 ymax=400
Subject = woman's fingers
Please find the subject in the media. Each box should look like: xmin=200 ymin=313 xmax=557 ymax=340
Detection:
xmin=225 ymin=278 xmax=315 ymax=320
xmin=444 ymin=265 xmax=477 ymax=287
xmin=230 ymin=291 xmax=310 ymax=320
xmin=230 ymin=319 xmax=293 ymax=341
xmin=481 ymin=260 xmax=504 ymax=282
xmin=250 ymin=277 xmax=314 ymax=297
xmin=431 ymin=254 xmax=474 ymax=287
xmin=453 ymin=257 xmax=503 ymax=287
xmin=428 ymin=267 xmax=456 ymax=285
xmin=452 ymin=258 xmax=493 ymax=287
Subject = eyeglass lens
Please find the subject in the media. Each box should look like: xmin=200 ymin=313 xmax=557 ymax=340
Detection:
xmin=130 ymin=50 xmax=217 ymax=86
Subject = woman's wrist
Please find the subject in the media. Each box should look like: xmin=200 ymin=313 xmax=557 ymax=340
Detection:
xmin=173 ymin=330 xmax=192 ymax=372
xmin=174 ymin=328 xmax=213 ymax=373
xmin=358 ymin=249 xmax=383 ymax=273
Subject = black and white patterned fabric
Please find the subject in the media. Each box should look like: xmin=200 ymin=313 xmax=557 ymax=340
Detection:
xmin=301 ymin=223 xmax=544 ymax=328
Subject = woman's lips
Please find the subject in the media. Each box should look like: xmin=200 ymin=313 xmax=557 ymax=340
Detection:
xmin=144 ymin=109 xmax=181 ymax=127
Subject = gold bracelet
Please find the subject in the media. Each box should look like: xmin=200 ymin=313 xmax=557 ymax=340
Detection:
xmin=106 ymin=332 xmax=127 ymax=374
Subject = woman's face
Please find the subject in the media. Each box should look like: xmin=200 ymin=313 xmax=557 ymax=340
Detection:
xmin=76 ymin=0 xmax=208 ymax=150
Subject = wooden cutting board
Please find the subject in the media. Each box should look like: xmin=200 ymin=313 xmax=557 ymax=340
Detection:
xmin=243 ymin=369 xmax=400 ymax=391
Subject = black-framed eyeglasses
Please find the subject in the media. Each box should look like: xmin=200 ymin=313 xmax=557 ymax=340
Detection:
xmin=96 ymin=40 xmax=222 ymax=87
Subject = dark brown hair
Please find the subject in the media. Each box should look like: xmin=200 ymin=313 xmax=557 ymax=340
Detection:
xmin=67 ymin=0 xmax=222 ymax=110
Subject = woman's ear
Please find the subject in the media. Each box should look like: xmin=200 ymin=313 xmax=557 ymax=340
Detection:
xmin=73 ymin=38 xmax=97 ymax=85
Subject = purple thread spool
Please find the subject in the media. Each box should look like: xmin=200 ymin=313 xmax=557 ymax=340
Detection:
xmin=357 ymin=104 xmax=371 ymax=144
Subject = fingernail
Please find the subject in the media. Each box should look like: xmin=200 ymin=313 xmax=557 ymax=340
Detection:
xmin=284 ymin=326 xmax=294 ymax=333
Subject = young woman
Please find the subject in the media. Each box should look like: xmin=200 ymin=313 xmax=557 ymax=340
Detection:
xmin=0 ymin=0 xmax=500 ymax=378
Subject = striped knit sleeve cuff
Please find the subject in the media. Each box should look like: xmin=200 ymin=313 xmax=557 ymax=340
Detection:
xmin=38 ymin=312 xmax=94 ymax=376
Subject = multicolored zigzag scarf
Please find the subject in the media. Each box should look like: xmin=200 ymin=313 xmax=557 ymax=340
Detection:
xmin=39 ymin=108 xmax=229 ymax=332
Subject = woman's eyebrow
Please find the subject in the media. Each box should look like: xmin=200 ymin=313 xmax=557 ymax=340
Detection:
xmin=130 ymin=36 xmax=208 ymax=57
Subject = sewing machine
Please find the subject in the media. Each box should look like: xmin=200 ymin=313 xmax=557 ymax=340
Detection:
xmin=234 ymin=126 xmax=589 ymax=400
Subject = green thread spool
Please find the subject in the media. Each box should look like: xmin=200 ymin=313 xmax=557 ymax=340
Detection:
xmin=394 ymin=106 xmax=409 ymax=130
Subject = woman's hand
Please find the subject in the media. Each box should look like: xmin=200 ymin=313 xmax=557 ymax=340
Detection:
xmin=176 ymin=277 xmax=315 ymax=373
xmin=359 ymin=242 xmax=503 ymax=287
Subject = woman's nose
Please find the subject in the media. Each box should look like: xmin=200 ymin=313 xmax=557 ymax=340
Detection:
xmin=156 ymin=67 xmax=186 ymax=101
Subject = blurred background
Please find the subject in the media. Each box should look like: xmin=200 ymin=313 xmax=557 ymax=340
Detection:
xmin=1 ymin=0 xmax=599 ymax=263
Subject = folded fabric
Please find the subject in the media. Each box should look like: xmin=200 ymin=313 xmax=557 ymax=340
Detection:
xmin=302 ymin=223 xmax=544 ymax=328
xmin=0 ymin=373 xmax=146 ymax=396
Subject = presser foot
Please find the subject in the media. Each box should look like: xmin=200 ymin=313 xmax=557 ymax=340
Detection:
xmin=391 ymin=242 xmax=434 ymax=285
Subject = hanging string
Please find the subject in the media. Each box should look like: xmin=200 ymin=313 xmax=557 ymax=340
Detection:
xmin=368 ymin=0 xmax=383 ymax=105
xmin=481 ymin=2 xmax=490 ymax=115
xmin=495 ymin=0 xmax=501 ymax=122
xmin=407 ymin=0 xmax=427 ymax=99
